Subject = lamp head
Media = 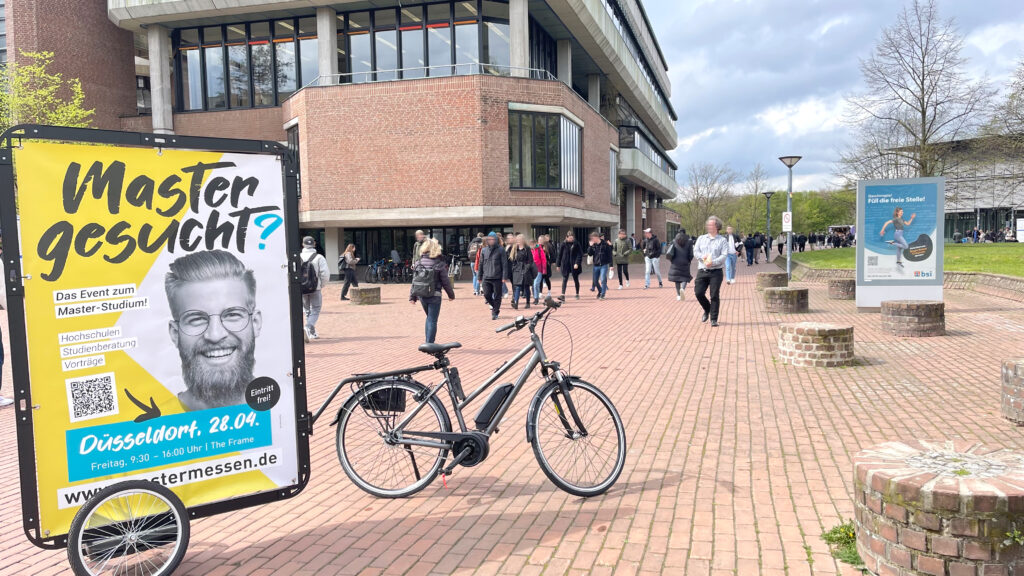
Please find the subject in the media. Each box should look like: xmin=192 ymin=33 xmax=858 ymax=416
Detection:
xmin=778 ymin=156 xmax=802 ymax=168
xmin=762 ymin=190 xmax=775 ymax=200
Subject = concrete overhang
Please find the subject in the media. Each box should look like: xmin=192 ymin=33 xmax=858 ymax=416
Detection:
xmin=299 ymin=205 xmax=620 ymax=228
xmin=618 ymin=148 xmax=676 ymax=199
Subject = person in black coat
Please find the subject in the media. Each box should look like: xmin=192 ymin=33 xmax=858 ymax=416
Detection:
xmin=742 ymin=235 xmax=756 ymax=266
xmin=586 ymin=232 xmax=613 ymax=299
xmin=666 ymin=230 xmax=693 ymax=301
xmin=479 ymin=232 xmax=511 ymax=320
xmin=508 ymin=234 xmax=536 ymax=310
xmin=556 ymin=231 xmax=584 ymax=300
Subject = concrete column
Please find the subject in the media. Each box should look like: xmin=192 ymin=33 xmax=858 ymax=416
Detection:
xmin=512 ymin=222 xmax=532 ymax=237
xmin=509 ymin=0 xmax=529 ymax=78
xmin=557 ymin=39 xmax=572 ymax=85
xmin=587 ymin=74 xmax=601 ymax=109
xmin=325 ymin=227 xmax=341 ymax=280
xmin=147 ymin=25 xmax=174 ymax=134
xmin=316 ymin=7 xmax=338 ymax=85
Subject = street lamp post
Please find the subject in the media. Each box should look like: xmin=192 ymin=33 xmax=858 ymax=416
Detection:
xmin=778 ymin=156 xmax=801 ymax=280
xmin=762 ymin=190 xmax=775 ymax=262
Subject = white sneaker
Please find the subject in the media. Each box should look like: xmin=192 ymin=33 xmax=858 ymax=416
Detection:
xmin=0 ymin=397 xmax=13 ymax=407
xmin=617 ymin=285 xmax=622 ymax=290
xmin=676 ymin=295 xmax=681 ymax=301
xmin=303 ymin=327 xmax=311 ymax=343
xmin=626 ymin=281 xmax=630 ymax=288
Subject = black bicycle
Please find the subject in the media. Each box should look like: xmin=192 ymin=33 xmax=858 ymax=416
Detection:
xmin=312 ymin=297 xmax=626 ymax=498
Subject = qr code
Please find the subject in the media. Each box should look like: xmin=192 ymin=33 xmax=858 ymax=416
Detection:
xmin=66 ymin=372 xmax=119 ymax=422
xmin=867 ymin=256 xmax=878 ymax=265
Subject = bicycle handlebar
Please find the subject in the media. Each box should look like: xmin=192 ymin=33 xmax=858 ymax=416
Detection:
xmin=496 ymin=297 xmax=562 ymax=335
xmin=495 ymin=321 xmax=519 ymax=333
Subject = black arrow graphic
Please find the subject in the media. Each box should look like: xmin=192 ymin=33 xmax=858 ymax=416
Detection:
xmin=124 ymin=388 xmax=161 ymax=423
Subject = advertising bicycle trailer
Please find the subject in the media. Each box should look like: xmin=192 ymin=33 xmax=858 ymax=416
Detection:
xmin=1 ymin=126 xmax=311 ymax=575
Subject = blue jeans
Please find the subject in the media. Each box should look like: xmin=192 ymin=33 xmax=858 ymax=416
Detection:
xmin=594 ymin=264 xmax=609 ymax=296
xmin=532 ymin=272 xmax=544 ymax=299
xmin=512 ymin=284 xmax=531 ymax=304
xmin=644 ymin=257 xmax=662 ymax=286
xmin=725 ymin=253 xmax=737 ymax=281
xmin=420 ymin=296 xmax=442 ymax=344
xmin=472 ymin=269 xmax=480 ymax=294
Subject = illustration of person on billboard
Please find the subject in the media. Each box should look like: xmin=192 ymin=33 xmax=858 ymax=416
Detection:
xmin=166 ymin=250 xmax=262 ymax=411
xmin=879 ymin=207 xmax=916 ymax=268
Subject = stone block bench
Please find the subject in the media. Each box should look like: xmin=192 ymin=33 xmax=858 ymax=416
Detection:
xmin=763 ymin=287 xmax=809 ymax=313
xmin=349 ymin=286 xmax=381 ymax=305
xmin=854 ymin=440 xmax=1024 ymax=576
xmin=1002 ymin=359 xmax=1024 ymax=425
xmin=828 ymin=278 xmax=856 ymax=300
xmin=880 ymin=300 xmax=945 ymax=337
xmin=777 ymin=323 xmax=854 ymax=367
xmin=756 ymin=271 xmax=789 ymax=291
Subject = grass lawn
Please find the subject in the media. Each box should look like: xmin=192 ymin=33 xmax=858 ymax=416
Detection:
xmin=791 ymin=243 xmax=1024 ymax=278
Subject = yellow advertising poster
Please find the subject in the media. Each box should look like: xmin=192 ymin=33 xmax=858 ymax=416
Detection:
xmin=11 ymin=139 xmax=301 ymax=539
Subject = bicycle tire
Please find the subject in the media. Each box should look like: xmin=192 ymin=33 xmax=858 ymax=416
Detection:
xmin=337 ymin=380 xmax=451 ymax=498
xmin=364 ymin=267 xmax=373 ymax=283
xmin=528 ymin=378 xmax=626 ymax=497
xmin=67 ymin=480 xmax=190 ymax=576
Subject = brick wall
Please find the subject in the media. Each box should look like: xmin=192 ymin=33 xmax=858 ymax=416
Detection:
xmin=9 ymin=0 xmax=136 ymax=130
xmin=120 ymin=108 xmax=286 ymax=142
xmin=282 ymin=75 xmax=619 ymax=219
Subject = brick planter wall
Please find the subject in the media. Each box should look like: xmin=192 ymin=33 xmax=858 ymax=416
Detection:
xmin=1002 ymin=359 xmax=1024 ymax=426
xmin=881 ymin=301 xmax=945 ymax=337
xmin=777 ymin=323 xmax=854 ymax=367
xmin=350 ymin=286 xmax=381 ymax=305
xmin=828 ymin=278 xmax=856 ymax=300
xmin=854 ymin=440 xmax=1024 ymax=576
xmin=763 ymin=287 xmax=809 ymax=313
xmin=756 ymin=272 xmax=789 ymax=291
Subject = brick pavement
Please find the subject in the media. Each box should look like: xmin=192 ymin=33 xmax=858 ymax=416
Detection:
xmin=1 ymin=258 xmax=1023 ymax=576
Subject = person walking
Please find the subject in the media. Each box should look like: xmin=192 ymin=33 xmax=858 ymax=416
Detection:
xmin=509 ymin=234 xmax=536 ymax=310
xmin=724 ymin=226 xmax=740 ymax=284
xmin=777 ymin=232 xmax=786 ymax=256
xmin=479 ymin=232 xmax=510 ymax=320
xmin=642 ymin=228 xmax=664 ymax=289
xmin=693 ymin=217 xmax=729 ymax=327
xmin=300 ymin=236 xmax=330 ymax=341
xmin=556 ymin=231 xmax=584 ymax=300
xmin=531 ymin=237 xmax=548 ymax=304
xmin=540 ymin=235 xmax=556 ymax=298
xmin=468 ymin=232 xmax=484 ymax=296
xmin=666 ymin=230 xmax=693 ymax=301
xmin=339 ymin=243 xmax=360 ymax=300
xmin=613 ymin=229 xmax=632 ymax=289
xmin=587 ymin=231 xmax=613 ymax=299
xmin=743 ymin=234 xmax=756 ymax=266
xmin=412 ymin=229 xmax=427 ymax=262
xmin=409 ymin=238 xmax=455 ymax=343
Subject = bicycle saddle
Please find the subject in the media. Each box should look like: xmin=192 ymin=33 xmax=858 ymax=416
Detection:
xmin=418 ymin=342 xmax=462 ymax=355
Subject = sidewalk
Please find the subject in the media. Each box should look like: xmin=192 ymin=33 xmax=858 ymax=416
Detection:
xmin=1 ymin=260 xmax=1022 ymax=575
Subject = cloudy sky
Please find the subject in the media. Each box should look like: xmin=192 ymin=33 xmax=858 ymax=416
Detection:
xmin=645 ymin=0 xmax=1024 ymax=191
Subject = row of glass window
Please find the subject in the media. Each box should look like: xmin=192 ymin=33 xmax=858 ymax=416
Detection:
xmin=600 ymin=0 xmax=672 ymax=121
xmin=173 ymin=1 xmax=514 ymax=111
xmin=619 ymin=125 xmax=675 ymax=179
xmin=508 ymin=110 xmax=582 ymax=194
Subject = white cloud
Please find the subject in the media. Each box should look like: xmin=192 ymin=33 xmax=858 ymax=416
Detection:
xmin=965 ymin=22 xmax=1022 ymax=56
xmin=812 ymin=16 xmax=851 ymax=40
xmin=677 ymin=126 xmax=725 ymax=153
xmin=755 ymin=96 xmax=846 ymax=138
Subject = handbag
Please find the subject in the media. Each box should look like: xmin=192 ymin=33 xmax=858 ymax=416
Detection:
xmin=586 ymin=255 xmax=593 ymax=266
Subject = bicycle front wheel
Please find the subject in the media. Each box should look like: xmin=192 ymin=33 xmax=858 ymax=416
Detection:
xmin=337 ymin=379 xmax=451 ymax=498
xmin=529 ymin=378 xmax=626 ymax=497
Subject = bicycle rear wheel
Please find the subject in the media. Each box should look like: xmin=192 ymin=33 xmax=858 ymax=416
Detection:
xmin=529 ymin=378 xmax=626 ymax=497
xmin=337 ymin=379 xmax=451 ymax=498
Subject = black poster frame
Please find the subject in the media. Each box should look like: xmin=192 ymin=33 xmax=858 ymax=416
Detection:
xmin=0 ymin=124 xmax=311 ymax=549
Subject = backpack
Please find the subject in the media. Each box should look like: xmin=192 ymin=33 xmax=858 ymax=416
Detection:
xmin=410 ymin=261 xmax=438 ymax=299
xmin=338 ymin=255 xmax=348 ymax=271
xmin=468 ymin=241 xmax=480 ymax=260
xmin=300 ymin=254 xmax=319 ymax=294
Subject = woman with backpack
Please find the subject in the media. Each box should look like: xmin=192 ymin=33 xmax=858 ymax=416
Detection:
xmin=666 ymin=230 xmax=694 ymax=301
xmin=531 ymin=237 xmax=548 ymax=305
xmin=409 ymin=238 xmax=455 ymax=344
xmin=508 ymin=234 xmax=536 ymax=310
xmin=339 ymin=243 xmax=360 ymax=301
xmin=556 ymin=231 xmax=584 ymax=301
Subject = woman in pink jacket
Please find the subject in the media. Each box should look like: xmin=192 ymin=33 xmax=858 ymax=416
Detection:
xmin=531 ymin=239 xmax=548 ymax=305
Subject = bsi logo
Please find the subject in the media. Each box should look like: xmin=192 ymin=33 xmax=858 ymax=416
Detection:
xmin=914 ymin=271 xmax=933 ymax=278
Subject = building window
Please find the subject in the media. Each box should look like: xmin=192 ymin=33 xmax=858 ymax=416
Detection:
xmin=509 ymin=109 xmax=581 ymax=193
xmin=401 ymin=7 xmax=426 ymax=78
xmin=610 ymin=149 xmax=618 ymax=205
xmin=298 ymin=17 xmax=319 ymax=87
xmin=427 ymin=3 xmax=453 ymax=77
xmin=374 ymin=9 xmax=398 ymax=81
xmin=136 ymin=76 xmax=152 ymax=114
xmin=529 ymin=19 xmax=556 ymax=79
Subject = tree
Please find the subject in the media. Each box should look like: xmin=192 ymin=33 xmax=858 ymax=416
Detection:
xmin=839 ymin=0 xmax=994 ymax=184
xmin=744 ymin=163 xmax=769 ymax=233
xmin=0 ymin=50 xmax=95 ymax=133
xmin=677 ymin=162 xmax=737 ymax=234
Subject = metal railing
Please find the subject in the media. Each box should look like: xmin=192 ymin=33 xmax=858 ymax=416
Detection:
xmin=295 ymin=64 xmax=558 ymax=92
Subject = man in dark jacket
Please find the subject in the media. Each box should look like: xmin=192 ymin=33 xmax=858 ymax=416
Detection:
xmin=642 ymin=228 xmax=664 ymax=289
xmin=587 ymin=232 xmax=613 ymax=299
xmin=479 ymin=232 xmax=510 ymax=320
xmin=743 ymin=235 xmax=756 ymax=266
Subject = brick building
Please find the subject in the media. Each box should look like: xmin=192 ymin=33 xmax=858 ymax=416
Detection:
xmin=12 ymin=0 xmax=681 ymax=272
